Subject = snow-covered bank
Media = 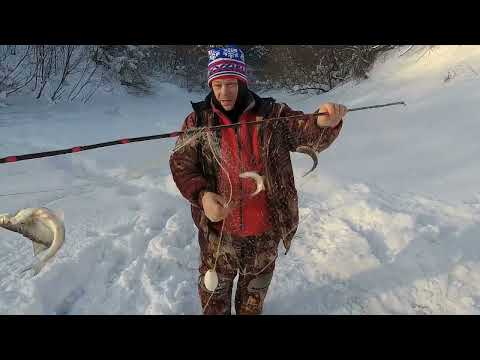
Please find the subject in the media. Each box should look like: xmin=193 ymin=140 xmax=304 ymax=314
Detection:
xmin=1 ymin=45 xmax=479 ymax=314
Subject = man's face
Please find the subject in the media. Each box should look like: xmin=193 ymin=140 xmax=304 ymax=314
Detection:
xmin=211 ymin=78 xmax=239 ymax=111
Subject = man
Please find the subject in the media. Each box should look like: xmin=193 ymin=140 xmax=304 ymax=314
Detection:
xmin=169 ymin=46 xmax=347 ymax=315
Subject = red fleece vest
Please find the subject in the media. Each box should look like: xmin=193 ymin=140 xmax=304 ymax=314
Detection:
xmin=211 ymin=107 xmax=272 ymax=237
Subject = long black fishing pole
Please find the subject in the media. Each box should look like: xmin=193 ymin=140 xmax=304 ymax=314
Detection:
xmin=0 ymin=101 xmax=405 ymax=165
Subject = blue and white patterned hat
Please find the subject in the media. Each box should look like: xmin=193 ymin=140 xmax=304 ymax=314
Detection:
xmin=207 ymin=46 xmax=247 ymax=86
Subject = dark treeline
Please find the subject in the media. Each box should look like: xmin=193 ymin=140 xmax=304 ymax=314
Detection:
xmin=0 ymin=45 xmax=399 ymax=102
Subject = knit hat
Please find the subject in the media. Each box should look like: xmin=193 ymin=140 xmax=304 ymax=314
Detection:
xmin=207 ymin=46 xmax=247 ymax=87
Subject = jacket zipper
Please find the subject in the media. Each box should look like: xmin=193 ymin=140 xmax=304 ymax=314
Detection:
xmin=235 ymin=126 xmax=244 ymax=232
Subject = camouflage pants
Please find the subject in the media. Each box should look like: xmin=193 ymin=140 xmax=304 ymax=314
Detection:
xmin=198 ymin=228 xmax=280 ymax=315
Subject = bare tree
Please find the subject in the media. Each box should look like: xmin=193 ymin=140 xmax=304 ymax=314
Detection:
xmin=34 ymin=45 xmax=56 ymax=99
xmin=50 ymin=45 xmax=77 ymax=102
xmin=0 ymin=46 xmax=31 ymax=89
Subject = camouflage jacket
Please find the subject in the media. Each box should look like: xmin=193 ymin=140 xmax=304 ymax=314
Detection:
xmin=169 ymin=90 xmax=343 ymax=254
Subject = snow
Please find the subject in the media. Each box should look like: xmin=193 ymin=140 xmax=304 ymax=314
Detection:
xmin=1 ymin=45 xmax=480 ymax=314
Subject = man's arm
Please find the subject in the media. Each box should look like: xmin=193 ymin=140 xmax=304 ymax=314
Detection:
xmin=169 ymin=112 xmax=210 ymax=209
xmin=278 ymin=102 xmax=343 ymax=153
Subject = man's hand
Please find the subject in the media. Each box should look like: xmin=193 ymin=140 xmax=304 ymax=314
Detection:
xmin=317 ymin=103 xmax=348 ymax=128
xmin=201 ymin=192 xmax=230 ymax=222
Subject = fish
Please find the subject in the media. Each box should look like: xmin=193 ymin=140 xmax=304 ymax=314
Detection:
xmin=239 ymin=172 xmax=265 ymax=197
xmin=295 ymin=146 xmax=318 ymax=177
xmin=0 ymin=207 xmax=65 ymax=276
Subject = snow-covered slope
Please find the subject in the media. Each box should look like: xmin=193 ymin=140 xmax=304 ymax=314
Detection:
xmin=1 ymin=45 xmax=479 ymax=314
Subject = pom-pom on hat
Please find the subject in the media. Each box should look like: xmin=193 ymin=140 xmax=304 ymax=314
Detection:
xmin=207 ymin=46 xmax=247 ymax=87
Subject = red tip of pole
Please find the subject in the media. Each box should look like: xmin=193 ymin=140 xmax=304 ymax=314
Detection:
xmin=5 ymin=156 xmax=17 ymax=163
xmin=72 ymin=147 xmax=82 ymax=153
xmin=120 ymin=139 xmax=129 ymax=144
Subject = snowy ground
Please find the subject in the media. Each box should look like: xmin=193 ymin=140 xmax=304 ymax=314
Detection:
xmin=1 ymin=45 xmax=480 ymax=314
